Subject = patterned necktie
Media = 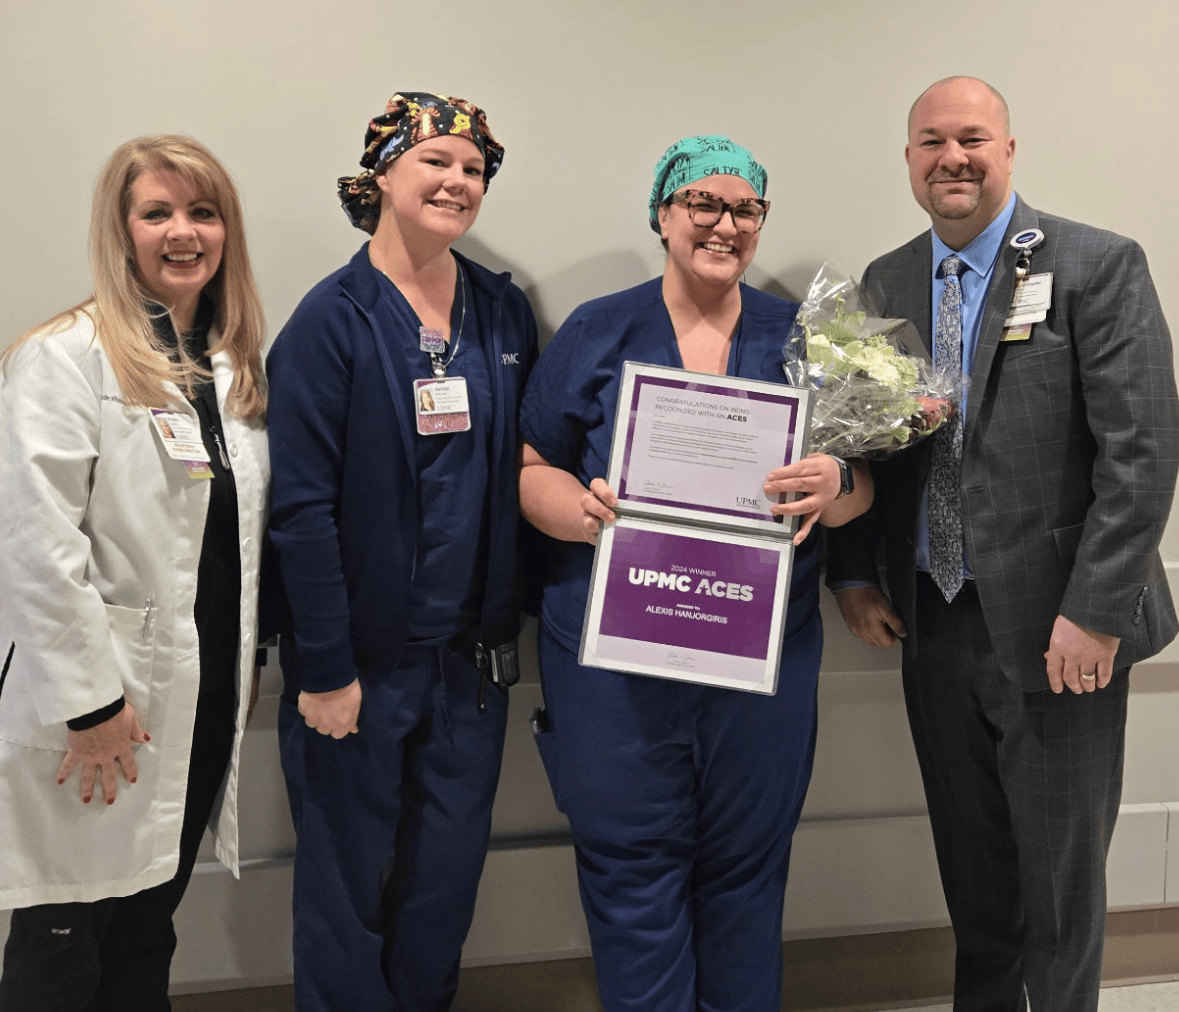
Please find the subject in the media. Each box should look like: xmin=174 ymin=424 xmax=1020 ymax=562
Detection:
xmin=929 ymin=254 xmax=964 ymax=602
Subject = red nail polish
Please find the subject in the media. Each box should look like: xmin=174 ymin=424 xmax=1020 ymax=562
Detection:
xmin=130 ymin=778 xmax=137 ymax=784
xmin=83 ymin=797 xmax=91 ymax=804
xmin=144 ymin=733 xmax=152 ymax=742
xmin=56 ymin=778 xmax=65 ymax=785
xmin=106 ymin=798 xmax=115 ymax=806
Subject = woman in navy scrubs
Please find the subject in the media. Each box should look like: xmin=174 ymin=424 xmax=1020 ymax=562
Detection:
xmin=519 ymin=136 xmax=872 ymax=1012
xmin=267 ymin=93 xmax=536 ymax=1012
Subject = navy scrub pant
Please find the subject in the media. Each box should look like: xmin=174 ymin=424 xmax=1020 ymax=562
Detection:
xmin=533 ymin=615 xmax=821 ymax=1012
xmin=279 ymin=645 xmax=507 ymax=1012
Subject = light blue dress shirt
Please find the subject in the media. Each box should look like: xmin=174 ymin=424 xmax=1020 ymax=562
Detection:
xmin=914 ymin=192 xmax=1017 ymax=577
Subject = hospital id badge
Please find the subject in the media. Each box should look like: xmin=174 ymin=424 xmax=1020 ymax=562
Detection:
xmin=414 ymin=377 xmax=471 ymax=435
xmin=1004 ymin=272 xmax=1053 ymax=328
xmin=150 ymin=408 xmax=213 ymax=478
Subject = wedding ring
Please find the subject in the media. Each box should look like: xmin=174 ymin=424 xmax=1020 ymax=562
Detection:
xmin=1080 ymin=671 xmax=1097 ymax=681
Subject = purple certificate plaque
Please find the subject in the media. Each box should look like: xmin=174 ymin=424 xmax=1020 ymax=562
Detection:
xmin=606 ymin=362 xmax=812 ymax=536
xmin=580 ymin=518 xmax=793 ymax=693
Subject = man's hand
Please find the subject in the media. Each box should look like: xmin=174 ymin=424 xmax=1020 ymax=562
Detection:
xmin=834 ymin=586 xmax=908 ymax=648
xmin=1044 ymin=615 xmax=1120 ymax=694
xmin=298 ymin=679 xmax=362 ymax=738
xmin=57 ymin=704 xmax=149 ymax=805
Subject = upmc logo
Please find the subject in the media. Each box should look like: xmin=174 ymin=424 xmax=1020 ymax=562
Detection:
xmin=501 ymin=353 xmax=520 ymax=365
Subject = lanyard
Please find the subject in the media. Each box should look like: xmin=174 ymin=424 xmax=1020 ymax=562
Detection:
xmin=420 ymin=266 xmax=467 ymax=378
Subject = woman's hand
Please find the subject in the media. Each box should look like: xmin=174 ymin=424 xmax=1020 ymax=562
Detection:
xmin=56 ymin=704 xmax=149 ymax=805
xmin=298 ymin=679 xmax=362 ymax=739
xmin=765 ymin=454 xmax=873 ymax=545
xmin=579 ymin=478 xmax=618 ymax=545
xmin=764 ymin=453 xmax=843 ymax=545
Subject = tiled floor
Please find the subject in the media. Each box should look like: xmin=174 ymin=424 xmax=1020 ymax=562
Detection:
xmin=888 ymin=979 xmax=1179 ymax=1011
xmin=172 ymin=978 xmax=1179 ymax=1011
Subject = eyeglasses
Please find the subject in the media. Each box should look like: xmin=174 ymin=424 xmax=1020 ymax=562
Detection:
xmin=665 ymin=189 xmax=770 ymax=233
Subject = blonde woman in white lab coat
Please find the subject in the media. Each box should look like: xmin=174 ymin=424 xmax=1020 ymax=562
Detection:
xmin=0 ymin=134 xmax=269 ymax=1011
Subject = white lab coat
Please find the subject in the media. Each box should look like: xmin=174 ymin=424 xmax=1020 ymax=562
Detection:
xmin=0 ymin=310 xmax=268 ymax=908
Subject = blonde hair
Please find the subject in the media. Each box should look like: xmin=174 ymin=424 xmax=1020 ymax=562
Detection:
xmin=5 ymin=135 xmax=266 ymax=419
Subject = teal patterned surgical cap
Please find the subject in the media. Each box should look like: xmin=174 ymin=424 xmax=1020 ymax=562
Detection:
xmin=648 ymin=135 xmax=767 ymax=234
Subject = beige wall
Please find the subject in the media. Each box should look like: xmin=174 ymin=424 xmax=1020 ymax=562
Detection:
xmin=5 ymin=0 xmax=1177 ymax=546
xmin=2 ymin=0 xmax=1177 ymax=991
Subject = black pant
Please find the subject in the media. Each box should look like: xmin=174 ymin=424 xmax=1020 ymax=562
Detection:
xmin=0 ymin=690 xmax=235 ymax=1012
xmin=905 ymin=574 xmax=1128 ymax=1012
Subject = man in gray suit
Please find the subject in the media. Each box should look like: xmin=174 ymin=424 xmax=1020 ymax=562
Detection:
xmin=828 ymin=76 xmax=1179 ymax=1010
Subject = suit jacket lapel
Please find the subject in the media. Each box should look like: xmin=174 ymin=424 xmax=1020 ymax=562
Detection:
xmin=964 ymin=197 xmax=1039 ymax=443
xmin=902 ymin=235 xmax=933 ymax=355
xmin=865 ymin=231 xmax=932 ymax=350
xmin=903 ymin=239 xmax=934 ymax=487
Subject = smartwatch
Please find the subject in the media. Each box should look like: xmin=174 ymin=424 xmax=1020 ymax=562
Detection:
xmin=831 ymin=455 xmax=854 ymax=499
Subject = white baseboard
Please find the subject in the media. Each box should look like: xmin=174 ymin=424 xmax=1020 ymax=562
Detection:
xmin=157 ymin=800 xmax=1179 ymax=987
xmin=0 ymin=799 xmax=1171 ymax=991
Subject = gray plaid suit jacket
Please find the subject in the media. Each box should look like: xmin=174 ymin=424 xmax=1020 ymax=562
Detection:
xmin=827 ymin=195 xmax=1179 ymax=690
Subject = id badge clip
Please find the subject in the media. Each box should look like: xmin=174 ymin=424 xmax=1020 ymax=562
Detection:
xmin=1002 ymin=231 xmax=1050 ymax=340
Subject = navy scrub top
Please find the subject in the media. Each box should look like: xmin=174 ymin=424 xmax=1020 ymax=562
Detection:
xmin=375 ymin=263 xmax=493 ymax=644
xmin=520 ymin=278 xmax=819 ymax=655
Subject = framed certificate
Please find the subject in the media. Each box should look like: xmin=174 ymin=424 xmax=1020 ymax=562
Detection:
xmin=606 ymin=362 xmax=812 ymax=536
xmin=580 ymin=363 xmax=812 ymax=693
xmin=580 ymin=518 xmax=793 ymax=694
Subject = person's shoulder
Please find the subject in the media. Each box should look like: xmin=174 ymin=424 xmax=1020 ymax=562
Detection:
xmin=270 ymin=254 xmax=372 ymax=357
xmin=2 ymin=307 xmax=108 ymax=402
xmin=534 ymin=279 xmax=662 ymax=370
xmin=1026 ymin=204 xmax=1144 ymax=258
xmin=866 ymin=230 xmax=930 ymax=276
xmin=455 ymin=250 xmax=515 ymax=294
xmin=456 ymin=253 xmax=535 ymax=318
xmin=567 ymin=278 xmax=664 ymax=323
xmin=1014 ymin=201 xmax=1154 ymax=294
xmin=739 ymin=284 xmax=799 ymax=322
xmin=7 ymin=306 xmax=102 ymax=370
xmin=291 ymin=256 xmax=368 ymax=320
xmin=38 ymin=305 xmax=98 ymax=346
xmin=1027 ymin=203 xmax=1113 ymax=239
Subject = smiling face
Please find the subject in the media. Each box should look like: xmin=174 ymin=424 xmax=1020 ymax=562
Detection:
xmin=375 ymin=135 xmax=485 ymax=246
xmin=126 ymin=169 xmax=225 ymax=321
xmin=657 ymin=174 xmax=761 ymax=293
xmin=906 ymin=78 xmax=1015 ymax=247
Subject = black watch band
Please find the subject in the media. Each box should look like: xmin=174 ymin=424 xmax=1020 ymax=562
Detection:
xmin=831 ymin=455 xmax=854 ymax=499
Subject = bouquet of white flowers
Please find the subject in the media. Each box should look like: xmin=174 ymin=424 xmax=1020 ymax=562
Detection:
xmin=783 ymin=263 xmax=963 ymax=458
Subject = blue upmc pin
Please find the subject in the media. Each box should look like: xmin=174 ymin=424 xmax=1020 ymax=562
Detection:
xmin=1009 ymin=228 xmax=1046 ymax=279
xmin=1009 ymin=228 xmax=1045 ymax=251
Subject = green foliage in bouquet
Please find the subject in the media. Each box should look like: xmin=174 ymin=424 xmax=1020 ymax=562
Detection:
xmin=784 ymin=264 xmax=961 ymax=458
xmin=802 ymin=297 xmax=924 ymax=448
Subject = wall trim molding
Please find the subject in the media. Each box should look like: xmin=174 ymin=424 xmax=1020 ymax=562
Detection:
xmin=157 ymin=801 xmax=1179 ymax=990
